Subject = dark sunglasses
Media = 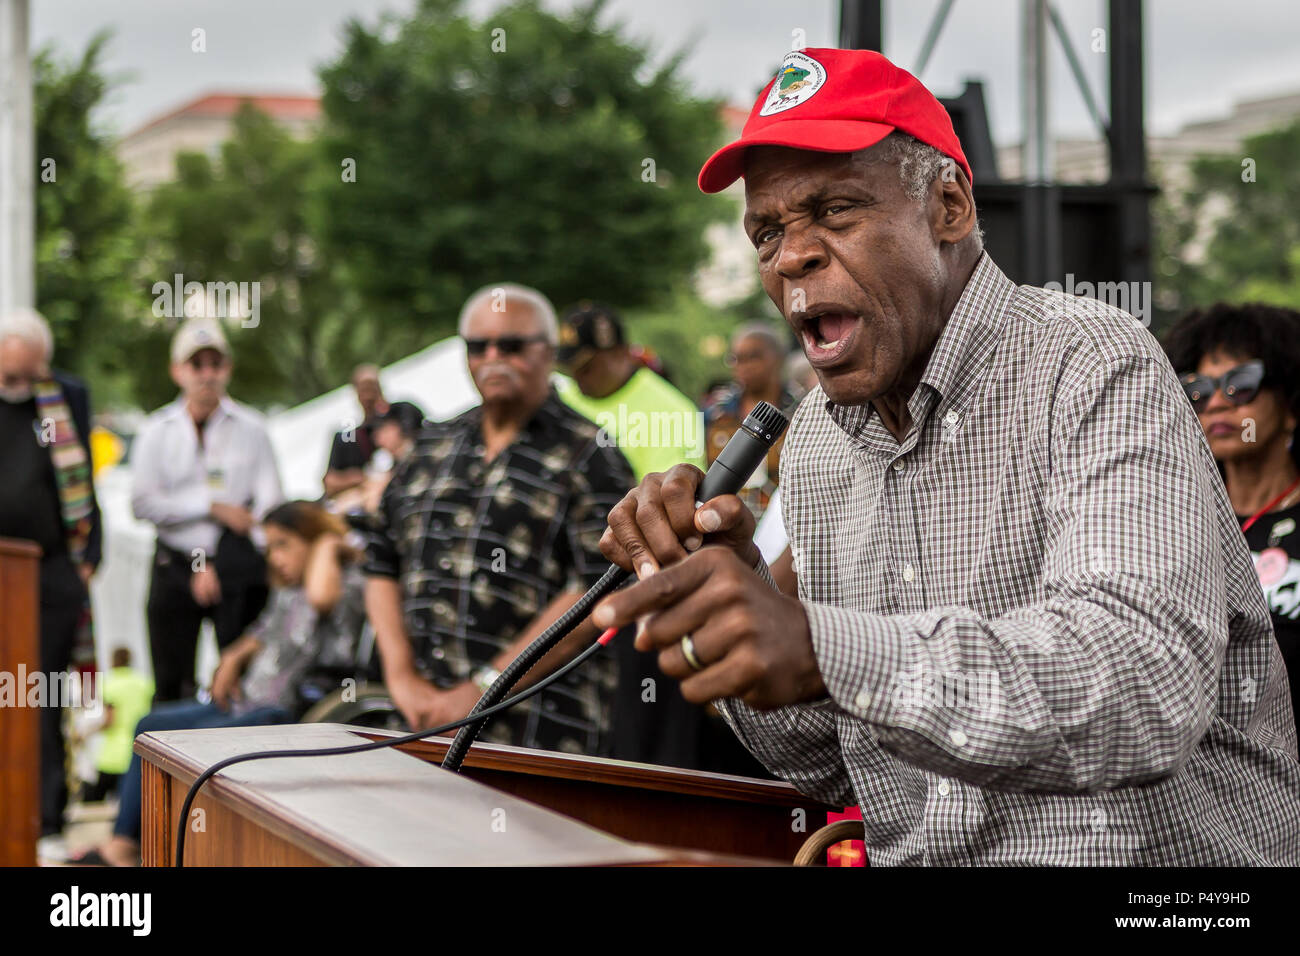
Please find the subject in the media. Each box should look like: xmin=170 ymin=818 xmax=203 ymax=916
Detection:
xmin=464 ymin=335 xmax=549 ymax=357
xmin=1179 ymin=360 xmax=1265 ymax=413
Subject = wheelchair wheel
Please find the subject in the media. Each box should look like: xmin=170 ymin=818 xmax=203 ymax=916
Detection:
xmin=299 ymin=682 xmax=408 ymax=731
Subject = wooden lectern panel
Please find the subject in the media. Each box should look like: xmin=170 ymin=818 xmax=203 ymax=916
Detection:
xmin=0 ymin=538 xmax=42 ymax=867
xmin=356 ymin=731 xmax=833 ymax=862
xmin=136 ymin=723 xmax=677 ymax=866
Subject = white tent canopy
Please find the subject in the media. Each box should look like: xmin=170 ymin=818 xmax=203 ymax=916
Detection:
xmin=267 ymin=336 xmax=480 ymax=499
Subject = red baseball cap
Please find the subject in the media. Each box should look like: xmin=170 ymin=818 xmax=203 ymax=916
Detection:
xmin=698 ymin=48 xmax=972 ymax=194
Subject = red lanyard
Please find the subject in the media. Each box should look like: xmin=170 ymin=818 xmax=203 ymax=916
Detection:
xmin=1240 ymin=475 xmax=1300 ymax=533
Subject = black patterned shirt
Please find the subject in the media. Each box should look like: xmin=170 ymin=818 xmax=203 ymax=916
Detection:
xmin=364 ymin=390 xmax=635 ymax=754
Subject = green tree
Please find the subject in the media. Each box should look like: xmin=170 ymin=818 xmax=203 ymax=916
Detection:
xmin=316 ymin=0 xmax=732 ymax=357
xmin=138 ymin=104 xmax=347 ymax=410
xmin=1155 ymin=119 xmax=1300 ymax=323
xmin=34 ymin=31 xmax=151 ymax=409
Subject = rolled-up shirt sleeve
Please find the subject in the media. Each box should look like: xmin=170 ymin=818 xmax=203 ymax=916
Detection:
xmin=804 ymin=351 xmax=1232 ymax=793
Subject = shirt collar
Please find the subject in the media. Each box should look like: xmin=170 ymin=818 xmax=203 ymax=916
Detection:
xmin=165 ymin=393 xmax=236 ymax=425
xmin=464 ymin=388 xmax=568 ymax=442
xmin=917 ymin=252 xmax=1014 ymax=408
xmin=825 ymin=252 xmax=1015 ymax=442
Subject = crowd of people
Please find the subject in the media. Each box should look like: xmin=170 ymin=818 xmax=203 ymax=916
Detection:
xmin=3 ymin=276 xmax=1299 ymax=865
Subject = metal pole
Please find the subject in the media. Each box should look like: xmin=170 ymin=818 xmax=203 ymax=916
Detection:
xmin=839 ymin=0 xmax=883 ymax=51
xmin=1047 ymin=1 xmax=1110 ymax=140
xmin=1021 ymin=0 xmax=1060 ymax=285
xmin=1109 ymin=0 xmax=1151 ymax=290
xmin=1022 ymin=0 xmax=1052 ymax=184
xmin=913 ymin=0 xmax=956 ymax=79
xmin=0 ymin=0 xmax=34 ymax=314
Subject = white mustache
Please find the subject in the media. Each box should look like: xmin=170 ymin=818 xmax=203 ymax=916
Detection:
xmin=477 ymin=363 xmax=520 ymax=381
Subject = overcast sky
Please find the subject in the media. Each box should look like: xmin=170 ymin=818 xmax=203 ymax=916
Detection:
xmin=29 ymin=0 xmax=1300 ymax=144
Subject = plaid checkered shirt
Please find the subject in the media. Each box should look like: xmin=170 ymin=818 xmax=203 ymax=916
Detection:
xmin=716 ymin=253 xmax=1300 ymax=865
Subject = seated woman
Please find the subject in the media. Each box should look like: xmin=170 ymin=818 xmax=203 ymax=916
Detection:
xmin=73 ymin=500 xmax=366 ymax=866
xmin=1163 ymin=302 xmax=1300 ymax=739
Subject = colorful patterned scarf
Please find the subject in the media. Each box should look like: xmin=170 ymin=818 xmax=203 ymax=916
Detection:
xmin=32 ymin=378 xmax=93 ymax=566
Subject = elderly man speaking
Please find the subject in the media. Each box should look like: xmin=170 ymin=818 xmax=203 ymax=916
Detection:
xmin=591 ymin=48 xmax=1300 ymax=865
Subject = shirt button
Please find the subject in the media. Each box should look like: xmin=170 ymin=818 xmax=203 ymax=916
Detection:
xmin=432 ymin=647 xmax=445 ymax=660
xmin=936 ymin=780 xmax=951 ymax=797
xmin=902 ymin=563 xmax=916 ymax=583
xmin=855 ymin=690 xmax=871 ymax=710
xmin=438 ymin=557 xmax=452 ymax=570
xmin=892 ymin=459 xmax=906 ymax=472
xmin=943 ymin=409 xmax=960 ymax=428
xmin=949 ymin=729 xmax=968 ymax=747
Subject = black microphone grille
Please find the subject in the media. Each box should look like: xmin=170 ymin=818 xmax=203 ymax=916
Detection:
xmin=743 ymin=401 xmax=790 ymax=444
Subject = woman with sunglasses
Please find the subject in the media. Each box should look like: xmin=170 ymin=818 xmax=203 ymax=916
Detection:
xmin=1164 ymin=302 xmax=1300 ymax=737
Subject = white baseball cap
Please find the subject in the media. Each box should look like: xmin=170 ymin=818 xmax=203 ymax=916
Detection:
xmin=171 ymin=318 xmax=231 ymax=365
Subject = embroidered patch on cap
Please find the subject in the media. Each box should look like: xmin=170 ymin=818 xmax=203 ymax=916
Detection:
xmin=759 ymin=51 xmax=828 ymax=117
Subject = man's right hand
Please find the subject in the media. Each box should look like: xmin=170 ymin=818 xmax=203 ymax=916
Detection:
xmin=599 ymin=463 xmax=758 ymax=577
xmin=386 ymin=668 xmax=455 ymax=732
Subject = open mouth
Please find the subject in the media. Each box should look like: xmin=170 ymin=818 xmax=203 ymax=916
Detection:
xmin=800 ymin=310 xmax=861 ymax=366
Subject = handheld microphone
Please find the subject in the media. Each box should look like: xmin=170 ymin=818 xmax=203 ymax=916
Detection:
xmin=440 ymin=400 xmax=790 ymax=771
xmin=695 ymin=400 xmax=789 ymax=504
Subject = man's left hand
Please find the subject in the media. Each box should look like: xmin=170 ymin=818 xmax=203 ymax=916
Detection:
xmin=591 ymin=546 xmax=827 ymax=710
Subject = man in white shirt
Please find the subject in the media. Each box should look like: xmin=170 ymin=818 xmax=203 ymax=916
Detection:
xmin=131 ymin=319 xmax=283 ymax=700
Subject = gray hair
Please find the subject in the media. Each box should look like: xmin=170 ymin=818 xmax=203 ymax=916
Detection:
xmin=457 ymin=283 xmax=558 ymax=345
xmin=731 ymin=321 xmax=786 ymax=356
xmin=878 ymin=132 xmax=984 ymax=246
xmin=0 ymin=307 xmax=54 ymax=363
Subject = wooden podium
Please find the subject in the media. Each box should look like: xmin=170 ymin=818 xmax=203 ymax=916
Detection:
xmin=0 ymin=538 xmax=41 ymax=867
xmin=136 ymin=723 xmax=832 ymax=866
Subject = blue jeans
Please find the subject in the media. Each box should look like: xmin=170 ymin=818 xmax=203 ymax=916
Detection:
xmin=114 ymin=699 xmax=291 ymax=841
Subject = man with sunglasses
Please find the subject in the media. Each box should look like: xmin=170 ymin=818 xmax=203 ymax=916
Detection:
xmin=131 ymin=318 xmax=284 ymax=702
xmin=363 ymin=284 xmax=636 ymax=755
xmin=1166 ymin=303 xmax=1300 ymax=741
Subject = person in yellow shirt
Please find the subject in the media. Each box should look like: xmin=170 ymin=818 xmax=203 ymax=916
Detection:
xmin=555 ymin=302 xmax=767 ymax=778
xmin=85 ymin=648 xmax=154 ymax=802
xmin=555 ymin=302 xmax=706 ymax=479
